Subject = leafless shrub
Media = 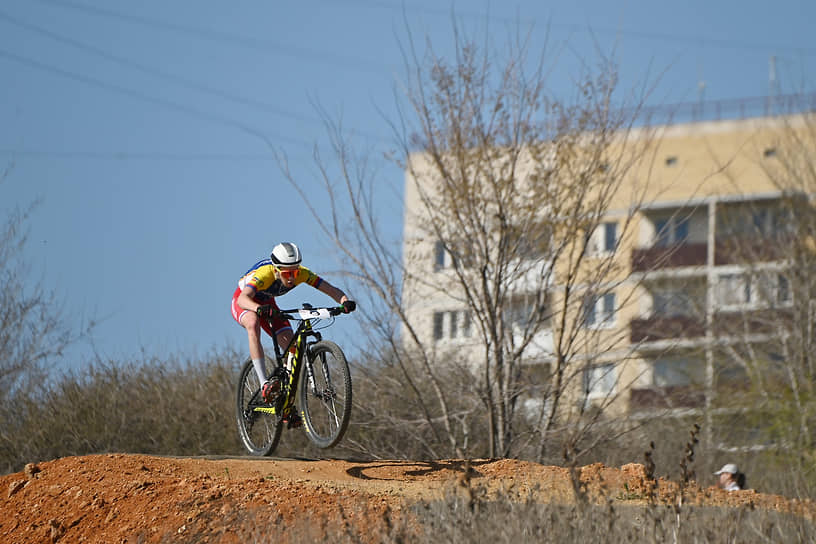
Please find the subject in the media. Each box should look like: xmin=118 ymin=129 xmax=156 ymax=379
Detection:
xmin=412 ymin=485 xmax=816 ymax=544
xmin=679 ymin=422 xmax=701 ymax=487
xmin=0 ymin=171 xmax=94 ymax=471
xmin=0 ymin=349 xmax=241 ymax=474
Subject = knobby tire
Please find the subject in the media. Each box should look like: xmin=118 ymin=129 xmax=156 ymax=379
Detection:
xmin=236 ymin=356 xmax=283 ymax=456
xmin=300 ymin=340 xmax=352 ymax=449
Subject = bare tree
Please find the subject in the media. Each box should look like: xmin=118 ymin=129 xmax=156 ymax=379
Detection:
xmin=711 ymin=111 xmax=816 ymax=461
xmin=280 ymin=21 xmax=659 ymax=460
xmin=0 ymin=168 xmax=92 ymax=462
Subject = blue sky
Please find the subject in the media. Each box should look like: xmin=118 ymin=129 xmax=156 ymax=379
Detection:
xmin=1 ymin=0 xmax=814 ymax=368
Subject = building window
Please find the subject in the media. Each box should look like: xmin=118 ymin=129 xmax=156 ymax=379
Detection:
xmin=433 ymin=241 xmax=453 ymax=271
xmin=433 ymin=312 xmax=444 ymax=340
xmin=432 ymin=310 xmax=473 ymax=341
xmin=752 ymin=209 xmax=769 ymax=233
xmin=583 ymin=363 xmax=616 ymax=398
xmin=752 ymin=207 xmax=791 ymax=238
xmin=654 ymin=356 xmax=704 ymax=387
xmin=604 ymin=222 xmax=618 ymax=253
xmin=583 ymin=293 xmax=616 ymax=328
xmin=755 ymin=272 xmax=792 ymax=306
xmin=716 ymin=273 xmax=751 ymax=307
xmin=588 ymin=222 xmax=618 ymax=255
xmin=652 ymin=288 xmax=693 ymax=317
xmin=654 ymin=216 xmax=689 ymax=247
xmin=722 ymin=206 xmax=790 ymax=239
xmin=777 ymin=274 xmax=790 ymax=304
xmin=716 ymin=272 xmax=790 ymax=309
xmin=506 ymin=299 xmax=549 ymax=332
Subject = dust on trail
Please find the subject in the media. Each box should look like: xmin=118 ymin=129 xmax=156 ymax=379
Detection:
xmin=2 ymin=453 xmax=813 ymax=543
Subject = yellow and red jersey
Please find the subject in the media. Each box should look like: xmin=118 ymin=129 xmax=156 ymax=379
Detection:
xmin=237 ymin=258 xmax=322 ymax=302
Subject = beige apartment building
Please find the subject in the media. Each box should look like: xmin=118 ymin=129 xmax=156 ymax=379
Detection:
xmin=401 ymin=112 xmax=810 ymax=418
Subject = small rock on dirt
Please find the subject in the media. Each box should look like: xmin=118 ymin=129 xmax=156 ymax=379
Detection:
xmin=25 ymin=463 xmax=42 ymax=479
xmin=8 ymin=479 xmax=27 ymax=498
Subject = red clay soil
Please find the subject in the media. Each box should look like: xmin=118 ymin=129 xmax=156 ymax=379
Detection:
xmin=2 ymin=454 xmax=814 ymax=543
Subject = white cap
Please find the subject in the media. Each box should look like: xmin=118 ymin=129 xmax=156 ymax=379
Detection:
xmin=714 ymin=463 xmax=738 ymax=475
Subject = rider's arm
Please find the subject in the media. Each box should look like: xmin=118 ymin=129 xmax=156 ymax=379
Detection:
xmin=316 ymin=280 xmax=349 ymax=305
xmin=237 ymin=286 xmax=263 ymax=313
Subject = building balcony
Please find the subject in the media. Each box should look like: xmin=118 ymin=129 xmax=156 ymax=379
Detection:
xmin=631 ymin=236 xmax=790 ymax=272
xmin=630 ymin=315 xmax=705 ymax=344
xmin=631 ymin=309 xmax=792 ymax=345
xmin=712 ymin=308 xmax=793 ymax=336
xmin=631 ymin=242 xmax=707 ymax=272
xmin=714 ymin=237 xmax=789 ymax=265
xmin=629 ymin=385 xmax=705 ymax=410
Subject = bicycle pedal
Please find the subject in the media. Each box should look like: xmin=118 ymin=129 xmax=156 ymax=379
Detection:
xmin=283 ymin=410 xmax=303 ymax=429
xmin=286 ymin=416 xmax=303 ymax=429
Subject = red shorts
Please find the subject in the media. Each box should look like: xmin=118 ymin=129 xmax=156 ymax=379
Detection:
xmin=231 ymin=287 xmax=292 ymax=337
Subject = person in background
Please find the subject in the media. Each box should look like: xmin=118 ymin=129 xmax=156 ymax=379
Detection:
xmin=714 ymin=463 xmax=745 ymax=491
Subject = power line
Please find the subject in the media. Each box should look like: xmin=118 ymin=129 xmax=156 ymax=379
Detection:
xmin=322 ymin=0 xmax=816 ymax=56
xmin=0 ymin=148 xmax=397 ymax=169
xmin=33 ymin=0 xmax=391 ymax=72
xmin=0 ymin=46 xmax=313 ymax=150
xmin=0 ymin=149 xmax=278 ymax=160
xmin=6 ymin=5 xmax=391 ymax=144
xmin=0 ymin=9 xmax=318 ymax=126
xmin=29 ymin=0 xmax=816 ymax=70
xmin=576 ymin=26 xmax=816 ymax=56
xmin=0 ymin=9 xmax=318 ymax=125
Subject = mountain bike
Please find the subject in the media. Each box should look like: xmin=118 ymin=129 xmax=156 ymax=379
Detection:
xmin=236 ymin=303 xmax=352 ymax=456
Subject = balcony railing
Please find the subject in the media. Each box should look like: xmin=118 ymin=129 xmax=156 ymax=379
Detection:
xmin=715 ymin=237 xmax=789 ymax=265
xmin=631 ymin=309 xmax=793 ymax=345
xmin=631 ymin=242 xmax=707 ymax=272
xmin=629 ymin=385 xmax=705 ymax=410
xmin=632 ymin=237 xmax=790 ymax=272
xmin=712 ymin=308 xmax=793 ymax=336
xmin=630 ymin=315 xmax=705 ymax=343
xmin=629 ymin=382 xmax=758 ymax=412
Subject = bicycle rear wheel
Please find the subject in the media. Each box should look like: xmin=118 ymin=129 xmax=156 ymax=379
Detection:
xmin=236 ymin=357 xmax=283 ymax=456
xmin=300 ymin=341 xmax=352 ymax=448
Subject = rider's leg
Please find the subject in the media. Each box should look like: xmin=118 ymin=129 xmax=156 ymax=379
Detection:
xmin=276 ymin=328 xmax=295 ymax=371
xmin=239 ymin=311 xmax=268 ymax=384
xmin=276 ymin=328 xmax=294 ymax=352
xmin=231 ymin=290 xmax=268 ymax=384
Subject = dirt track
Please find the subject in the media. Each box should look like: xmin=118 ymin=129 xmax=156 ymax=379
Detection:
xmin=2 ymin=453 xmax=814 ymax=542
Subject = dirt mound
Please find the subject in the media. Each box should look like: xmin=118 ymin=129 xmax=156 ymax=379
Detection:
xmin=2 ymin=454 xmax=813 ymax=542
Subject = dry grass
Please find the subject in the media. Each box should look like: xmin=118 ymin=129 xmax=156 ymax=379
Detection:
xmin=2 ymin=352 xmax=815 ymax=503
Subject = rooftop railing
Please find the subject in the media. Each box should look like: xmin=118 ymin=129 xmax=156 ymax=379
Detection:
xmin=632 ymin=92 xmax=816 ymax=126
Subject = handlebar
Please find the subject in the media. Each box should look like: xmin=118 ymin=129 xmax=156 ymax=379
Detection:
xmin=277 ymin=304 xmax=346 ymax=320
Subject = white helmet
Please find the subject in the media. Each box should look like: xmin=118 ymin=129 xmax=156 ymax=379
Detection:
xmin=270 ymin=242 xmax=302 ymax=267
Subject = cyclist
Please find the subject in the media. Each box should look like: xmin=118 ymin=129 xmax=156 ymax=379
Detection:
xmin=231 ymin=242 xmax=356 ymax=424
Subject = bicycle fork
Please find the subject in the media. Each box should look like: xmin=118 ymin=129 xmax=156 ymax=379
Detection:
xmin=304 ymin=348 xmax=337 ymax=403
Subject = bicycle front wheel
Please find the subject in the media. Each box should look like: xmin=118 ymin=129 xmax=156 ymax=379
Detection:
xmin=300 ymin=341 xmax=352 ymax=448
xmin=236 ymin=357 xmax=283 ymax=456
